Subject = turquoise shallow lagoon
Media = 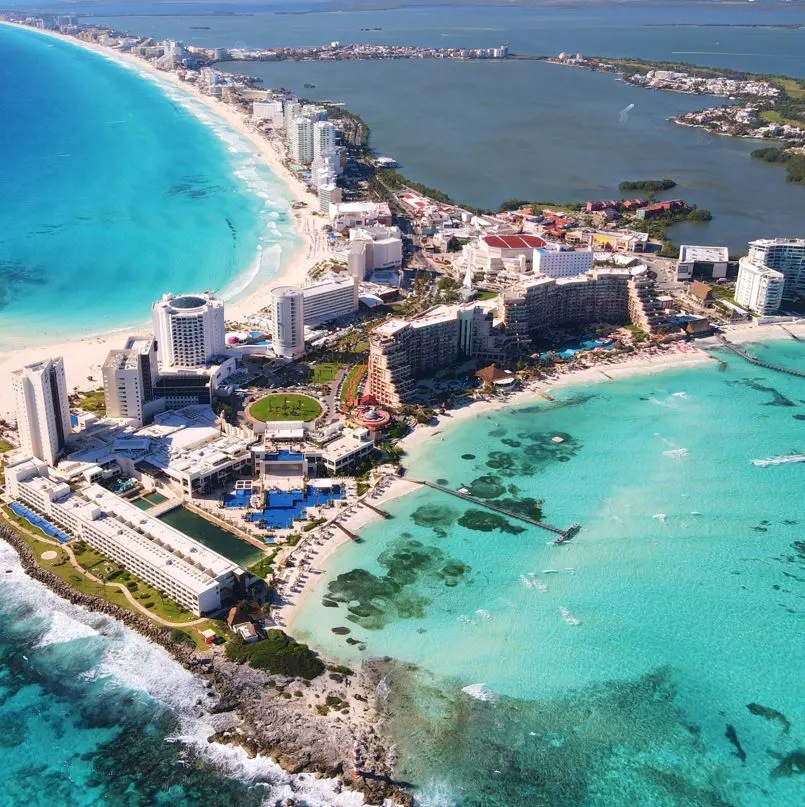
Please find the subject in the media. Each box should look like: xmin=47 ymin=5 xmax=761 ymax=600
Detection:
xmin=0 ymin=25 xmax=298 ymax=349
xmin=294 ymin=339 xmax=805 ymax=806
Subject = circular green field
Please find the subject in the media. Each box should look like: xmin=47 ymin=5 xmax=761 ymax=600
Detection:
xmin=248 ymin=393 xmax=322 ymax=423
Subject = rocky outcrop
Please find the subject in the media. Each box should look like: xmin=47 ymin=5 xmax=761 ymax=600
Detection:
xmin=0 ymin=525 xmax=411 ymax=805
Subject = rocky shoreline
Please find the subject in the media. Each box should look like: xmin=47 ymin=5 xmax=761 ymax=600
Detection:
xmin=0 ymin=525 xmax=410 ymax=806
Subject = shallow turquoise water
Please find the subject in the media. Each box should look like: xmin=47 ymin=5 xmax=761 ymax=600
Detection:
xmin=0 ymin=25 xmax=299 ymax=349
xmin=294 ymin=339 xmax=805 ymax=806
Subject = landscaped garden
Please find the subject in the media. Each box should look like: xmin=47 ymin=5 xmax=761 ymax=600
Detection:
xmin=248 ymin=393 xmax=322 ymax=423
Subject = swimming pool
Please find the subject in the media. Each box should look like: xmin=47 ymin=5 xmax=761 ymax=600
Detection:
xmin=247 ymin=485 xmax=343 ymax=530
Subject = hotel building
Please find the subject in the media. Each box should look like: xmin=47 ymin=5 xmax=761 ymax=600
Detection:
xmin=735 ymin=259 xmax=785 ymax=315
xmin=289 ymin=116 xmax=314 ymax=165
xmin=676 ymin=245 xmax=730 ymax=282
xmin=329 ymin=201 xmax=393 ymax=232
xmin=12 ymin=357 xmax=71 ymax=466
xmin=533 ymin=244 xmax=595 ymax=278
xmin=746 ymin=238 xmax=805 ymax=301
xmin=5 ymin=457 xmax=249 ymax=615
xmin=367 ymin=304 xmax=509 ymax=409
xmin=462 ymin=234 xmax=546 ymax=284
xmin=102 ymin=336 xmax=163 ymax=427
xmin=151 ymin=293 xmax=226 ymax=369
xmin=270 ymin=286 xmax=305 ymax=358
xmin=499 ymin=269 xmax=653 ymax=344
xmin=302 ymin=277 xmax=359 ymax=326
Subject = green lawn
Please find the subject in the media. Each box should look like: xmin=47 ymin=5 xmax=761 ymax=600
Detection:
xmin=310 ymin=362 xmax=343 ymax=384
xmin=476 ymin=290 xmax=500 ymax=302
xmin=249 ymin=393 xmax=322 ymax=422
xmin=76 ymin=388 xmax=106 ymax=415
xmin=339 ymin=364 xmax=367 ymax=408
xmin=761 ymin=110 xmax=805 ymax=129
xmin=0 ymin=438 xmax=13 ymax=453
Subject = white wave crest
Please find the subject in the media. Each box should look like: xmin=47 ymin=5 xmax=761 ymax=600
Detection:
xmin=461 ymin=683 xmax=499 ymax=702
xmin=663 ymin=448 xmax=689 ymax=459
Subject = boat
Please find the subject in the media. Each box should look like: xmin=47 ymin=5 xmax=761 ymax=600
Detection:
xmin=560 ymin=607 xmax=581 ymax=626
xmin=542 ymin=569 xmax=560 ymax=574
xmin=751 ymin=454 xmax=805 ymax=467
xmin=457 ymin=487 xmax=470 ymax=494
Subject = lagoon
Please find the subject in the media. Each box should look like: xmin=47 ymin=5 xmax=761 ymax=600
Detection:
xmin=222 ymin=56 xmax=805 ymax=251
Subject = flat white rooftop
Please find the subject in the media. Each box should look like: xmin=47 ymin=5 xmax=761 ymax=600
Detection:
xmin=679 ymin=245 xmax=730 ymax=263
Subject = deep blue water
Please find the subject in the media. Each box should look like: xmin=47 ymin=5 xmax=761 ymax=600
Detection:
xmin=0 ymin=23 xmax=298 ymax=349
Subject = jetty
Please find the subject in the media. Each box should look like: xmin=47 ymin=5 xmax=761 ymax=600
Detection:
xmin=717 ymin=336 xmax=805 ymax=378
xmin=412 ymin=480 xmax=580 ymax=542
xmin=361 ymin=501 xmax=392 ymax=519
xmin=336 ymin=522 xmax=361 ymax=541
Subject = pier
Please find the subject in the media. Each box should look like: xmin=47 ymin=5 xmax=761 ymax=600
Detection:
xmin=336 ymin=522 xmax=361 ymax=541
xmin=717 ymin=336 xmax=805 ymax=378
xmin=412 ymin=480 xmax=580 ymax=541
xmin=361 ymin=501 xmax=392 ymax=519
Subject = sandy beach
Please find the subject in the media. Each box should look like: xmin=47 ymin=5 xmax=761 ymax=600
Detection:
xmin=0 ymin=21 xmax=329 ymax=419
xmin=275 ymin=476 xmax=420 ymax=632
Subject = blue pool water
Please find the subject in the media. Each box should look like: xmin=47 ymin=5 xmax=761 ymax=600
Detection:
xmin=8 ymin=503 xmax=71 ymax=543
xmin=0 ymin=24 xmax=299 ymax=349
xmin=223 ymin=489 xmax=252 ymax=509
xmin=247 ymin=485 xmax=343 ymax=530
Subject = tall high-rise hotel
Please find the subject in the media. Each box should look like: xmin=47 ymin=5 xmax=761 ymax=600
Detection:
xmin=151 ymin=292 xmax=226 ymax=369
xmin=12 ymin=357 xmax=71 ymax=465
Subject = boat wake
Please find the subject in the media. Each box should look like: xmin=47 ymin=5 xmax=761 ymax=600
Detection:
xmin=751 ymin=454 xmax=805 ymax=467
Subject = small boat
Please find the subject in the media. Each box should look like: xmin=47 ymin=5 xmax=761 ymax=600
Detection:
xmin=560 ymin=607 xmax=581 ymax=626
xmin=457 ymin=487 xmax=470 ymax=494
xmin=542 ymin=569 xmax=560 ymax=574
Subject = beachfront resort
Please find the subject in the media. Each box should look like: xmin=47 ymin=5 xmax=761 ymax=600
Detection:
xmin=2 ymin=14 xmax=805 ymax=652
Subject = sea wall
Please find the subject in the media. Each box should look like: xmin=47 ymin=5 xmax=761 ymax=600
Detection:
xmin=0 ymin=525 xmax=409 ymax=805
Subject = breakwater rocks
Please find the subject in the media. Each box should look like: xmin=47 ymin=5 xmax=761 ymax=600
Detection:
xmin=0 ymin=526 xmax=410 ymax=805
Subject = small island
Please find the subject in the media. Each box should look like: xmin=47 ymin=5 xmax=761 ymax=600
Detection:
xmin=618 ymin=178 xmax=677 ymax=193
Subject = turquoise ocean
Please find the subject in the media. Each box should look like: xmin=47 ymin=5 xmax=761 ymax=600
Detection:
xmin=0 ymin=24 xmax=299 ymax=350
xmin=0 ymin=540 xmax=365 ymax=807
xmin=293 ymin=339 xmax=805 ymax=806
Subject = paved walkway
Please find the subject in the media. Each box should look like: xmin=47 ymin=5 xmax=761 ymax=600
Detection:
xmin=0 ymin=511 xmax=208 ymax=629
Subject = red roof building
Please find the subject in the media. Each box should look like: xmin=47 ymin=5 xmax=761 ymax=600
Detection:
xmin=482 ymin=234 xmax=546 ymax=250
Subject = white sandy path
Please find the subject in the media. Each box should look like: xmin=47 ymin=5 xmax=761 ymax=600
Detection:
xmin=0 ymin=22 xmax=328 ymax=419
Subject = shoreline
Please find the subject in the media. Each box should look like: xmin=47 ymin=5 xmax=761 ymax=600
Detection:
xmin=0 ymin=21 xmax=327 ymax=419
xmin=0 ymin=519 xmax=409 ymax=804
xmin=275 ymin=319 xmax=805 ymax=623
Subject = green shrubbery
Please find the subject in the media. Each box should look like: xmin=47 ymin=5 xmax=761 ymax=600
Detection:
xmin=225 ymin=629 xmax=325 ymax=679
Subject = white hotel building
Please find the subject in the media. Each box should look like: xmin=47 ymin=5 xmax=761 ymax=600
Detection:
xmin=302 ymin=277 xmax=359 ymax=326
xmin=12 ymin=357 xmax=71 ymax=466
xmin=735 ymin=258 xmax=785 ymax=315
xmin=533 ymin=244 xmax=595 ymax=278
xmin=6 ymin=457 xmax=249 ymax=615
xmin=746 ymin=238 xmax=805 ymax=301
xmin=151 ymin=293 xmax=226 ymax=369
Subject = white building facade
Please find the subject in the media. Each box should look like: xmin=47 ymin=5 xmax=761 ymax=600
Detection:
xmin=302 ymin=277 xmax=359 ymax=326
xmin=5 ymin=458 xmax=248 ymax=615
xmin=746 ymin=238 xmax=805 ymax=300
xmin=735 ymin=259 xmax=785 ymax=315
xmin=102 ymin=336 xmax=162 ymax=427
xmin=12 ymin=357 xmax=71 ymax=466
xmin=151 ymin=293 xmax=226 ymax=369
xmin=270 ymin=286 xmax=306 ymax=358
xmin=533 ymin=245 xmax=594 ymax=278
xmin=288 ymin=116 xmax=314 ymax=165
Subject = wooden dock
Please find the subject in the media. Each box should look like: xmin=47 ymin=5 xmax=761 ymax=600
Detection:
xmin=413 ymin=480 xmax=580 ymax=541
xmin=718 ymin=336 xmax=805 ymax=378
xmin=336 ymin=522 xmax=361 ymax=541
xmin=361 ymin=501 xmax=391 ymax=518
